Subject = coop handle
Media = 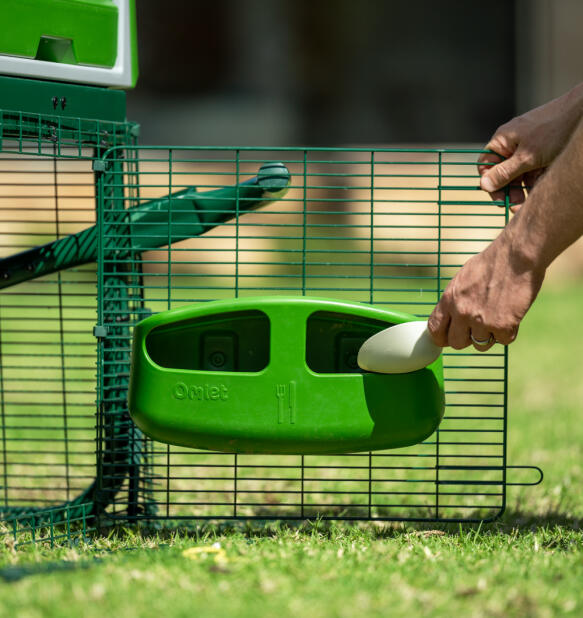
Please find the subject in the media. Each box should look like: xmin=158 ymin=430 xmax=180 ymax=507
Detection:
xmin=0 ymin=162 xmax=291 ymax=289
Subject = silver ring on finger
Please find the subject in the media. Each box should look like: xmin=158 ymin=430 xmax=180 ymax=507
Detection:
xmin=470 ymin=333 xmax=494 ymax=347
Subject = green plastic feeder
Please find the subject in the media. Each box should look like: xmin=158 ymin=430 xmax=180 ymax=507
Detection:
xmin=129 ymin=297 xmax=445 ymax=454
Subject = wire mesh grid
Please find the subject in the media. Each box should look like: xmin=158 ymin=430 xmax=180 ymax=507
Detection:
xmin=97 ymin=146 xmax=540 ymax=524
xmin=0 ymin=502 xmax=94 ymax=549
xmin=0 ymin=110 xmax=136 ymax=546
xmin=0 ymin=147 xmax=96 ymax=510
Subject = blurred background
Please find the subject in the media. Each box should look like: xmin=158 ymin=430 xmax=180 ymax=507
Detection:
xmin=127 ymin=0 xmax=583 ymax=276
xmin=127 ymin=0 xmax=583 ymax=147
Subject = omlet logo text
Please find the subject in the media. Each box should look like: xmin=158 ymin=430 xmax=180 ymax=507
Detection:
xmin=172 ymin=382 xmax=229 ymax=402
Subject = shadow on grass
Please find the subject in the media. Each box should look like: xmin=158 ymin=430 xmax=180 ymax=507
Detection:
xmin=0 ymin=558 xmax=102 ymax=583
xmin=496 ymin=507 xmax=582 ymax=532
xmin=3 ymin=507 xmax=580 ymax=584
xmin=6 ymin=503 xmax=580 ymax=558
xmin=102 ymin=503 xmax=581 ymax=544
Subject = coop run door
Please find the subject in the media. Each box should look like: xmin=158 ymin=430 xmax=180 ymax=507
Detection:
xmin=95 ymin=146 xmax=540 ymax=524
xmin=0 ymin=107 xmax=136 ymax=536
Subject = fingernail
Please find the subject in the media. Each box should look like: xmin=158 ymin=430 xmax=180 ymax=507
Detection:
xmin=481 ymin=176 xmax=496 ymax=193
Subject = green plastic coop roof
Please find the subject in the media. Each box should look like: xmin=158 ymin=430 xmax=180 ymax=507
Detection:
xmin=1 ymin=0 xmax=118 ymax=67
xmin=0 ymin=0 xmax=138 ymax=88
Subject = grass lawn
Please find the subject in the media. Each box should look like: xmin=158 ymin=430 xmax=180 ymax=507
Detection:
xmin=0 ymin=278 xmax=581 ymax=618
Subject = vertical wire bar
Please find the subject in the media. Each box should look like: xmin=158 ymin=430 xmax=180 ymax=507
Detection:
xmin=65 ymin=508 xmax=71 ymax=545
xmin=163 ymin=154 xmax=176 ymax=520
xmin=302 ymin=151 xmax=307 ymax=296
xmin=434 ymin=151 xmax=443 ymax=520
xmin=300 ymin=151 xmax=308 ymax=514
xmin=368 ymin=452 xmax=373 ymax=519
xmin=77 ymin=118 xmax=82 ymax=159
xmin=57 ymin=117 xmax=62 ymax=158
xmin=235 ymin=151 xmax=240 ymax=298
xmin=502 ymin=186 xmax=510 ymax=513
xmin=37 ymin=113 xmax=42 ymax=155
xmin=0 ymin=303 xmax=8 ymax=508
xmin=49 ymin=509 xmax=54 ymax=547
xmin=145 ymin=437 xmax=156 ymax=517
xmin=233 ymin=453 xmax=238 ymax=517
xmin=128 ymin=419 xmax=138 ymax=518
xmin=129 ymin=145 xmax=148 ymax=517
xmin=167 ymin=149 xmax=173 ymax=311
xmin=369 ymin=150 xmax=375 ymax=304
xmin=300 ymin=454 xmax=305 ymax=518
xmin=127 ymin=155 xmax=139 ymax=517
xmin=82 ymin=503 xmax=87 ymax=542
xmin=165 ymin=446 xmax=170 ymax=517
xmin=95 ymin=154 xmax=105 ymax=518
xmin=436 ymin=153 xmax=443 ymax=302
xmin=53 ymin=149 xmax=71 ymax=502
xmin=368 ymin=150 xmax=375 ymax=518
xmin=97 ymin=120 xmax=102 ymax=155
xmin=0 ymin=110 xmax=6 ymax=508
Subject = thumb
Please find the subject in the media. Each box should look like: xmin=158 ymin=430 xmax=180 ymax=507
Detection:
xmin=480 ymin=150 xmax=534 ymax=193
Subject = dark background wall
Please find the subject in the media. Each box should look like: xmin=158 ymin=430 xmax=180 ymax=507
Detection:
xmin=126 ymin=0 xmax=517 ymax=146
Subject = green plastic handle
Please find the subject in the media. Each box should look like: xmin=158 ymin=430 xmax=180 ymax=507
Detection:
xmin=0 ymin=162 xmax=291 ymax=289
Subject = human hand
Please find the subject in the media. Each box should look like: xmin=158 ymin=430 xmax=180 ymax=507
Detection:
xmin=478 ymin=83 xmax=583 ymax=211
xmin=427 ymin=230 xmax=545 ymax=351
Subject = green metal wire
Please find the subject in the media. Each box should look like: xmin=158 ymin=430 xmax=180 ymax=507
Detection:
xmin=0 ymin=106 xmax=141 ymax=543
xmin=0 ymin=109 xmax=544 ymax=540
xmin=96 ymin=145 xmax=541 ymax=525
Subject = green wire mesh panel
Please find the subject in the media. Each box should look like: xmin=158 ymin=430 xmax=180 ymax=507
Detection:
xmin=0 ymin=108 xmax=137 ymax=543
xmin=0 ymin=502 xmax=94 ymax=549
xmin=97 ymin=146 xmax=541 ymax=524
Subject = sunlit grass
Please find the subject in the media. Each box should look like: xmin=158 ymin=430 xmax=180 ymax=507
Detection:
xmin=0 ymin=278 xmax=581 ymax=617
xmin=1 ymin=147 xmax=582 ymax=615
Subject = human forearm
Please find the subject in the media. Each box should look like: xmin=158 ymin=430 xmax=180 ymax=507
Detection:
xmin=479 ymin=81 xmax=583 ymax=206
xmin=427 ymin=114 xmax=583 ymax=351
xmin=504 ymin=113 xmax=583 ymax=271
xmin=428 ymin=88 xmax=583 ymax=351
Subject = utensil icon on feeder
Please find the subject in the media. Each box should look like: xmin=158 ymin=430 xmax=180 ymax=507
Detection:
xmin=276 ymin=382 xmax=297 ymax=424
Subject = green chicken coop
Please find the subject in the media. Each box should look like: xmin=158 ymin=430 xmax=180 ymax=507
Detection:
xmin=0 ymin=0 xmax=542 ymax=547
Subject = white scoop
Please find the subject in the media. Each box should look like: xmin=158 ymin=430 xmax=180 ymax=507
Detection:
xmin=357 ymin=320 xmax=442 ymax=374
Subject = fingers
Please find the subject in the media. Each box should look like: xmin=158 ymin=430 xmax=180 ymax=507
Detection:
xmin=477 ymin=151 xmax=504 ymax=178
xmin=478 ymin=149 xmax=527 ymax=206
xmin=480 ymin=150 xmax=535 ymax=195
xmin=480 ymin=130 xmax=540 ymax=194
xmin=447 ymin=319 xmax=471 ymax=350
xmin=482 ymin=134 xmax=516 ymax=160
xmin=468 ymin=327 xmax=496 ymax=352
xmin=428 ymin=301 xmax=503 ymax=353
xmin=490 ymin=324 xmax=518 ymax=346
xmin=427 ymin=303 xmax=450 ymax=348
xmin=428 ymin=311 xmax=500 ymax=352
